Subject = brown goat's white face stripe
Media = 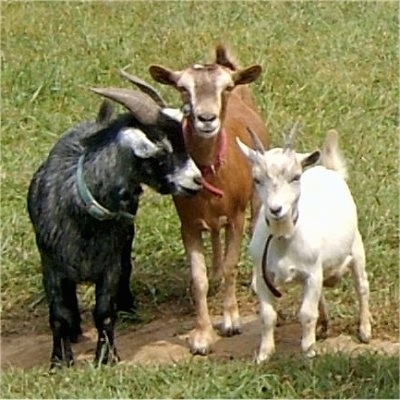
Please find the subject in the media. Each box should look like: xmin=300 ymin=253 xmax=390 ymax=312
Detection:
xmin=177 ymin=65 xmax=235 ymax=138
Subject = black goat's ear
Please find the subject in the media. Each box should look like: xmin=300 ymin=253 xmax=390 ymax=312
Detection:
xmin=96 ymin=100 xmax=114 ymax=125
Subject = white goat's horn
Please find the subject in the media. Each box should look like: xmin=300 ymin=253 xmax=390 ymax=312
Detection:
xmin=284 ymin=121 xmax=301 ymax=151
xmin=90 ymin=87 xmax=160 ymax=125
xmin=246 ymin=127 xmax=265 ymax=154
xmin=119 ymin=69 xmax=167 ymax=108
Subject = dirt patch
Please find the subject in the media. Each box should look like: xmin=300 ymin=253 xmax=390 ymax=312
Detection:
xmin=1 ymin=313 xmax=398 ymax=370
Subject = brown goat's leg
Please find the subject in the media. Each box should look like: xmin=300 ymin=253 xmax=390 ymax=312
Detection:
xmin=250 ymin=188 xmax=262 ymax=234
xmin=210 ymin=229 xmax=223 ymax=283
xmin=183 ymin=228 xmax=218 ymax=355
xmin=221 ymin=214 xmax=245 ymax=336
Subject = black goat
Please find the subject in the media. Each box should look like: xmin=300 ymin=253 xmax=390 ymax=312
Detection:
xmin=27 ymin=85 xmax=202 ymax=368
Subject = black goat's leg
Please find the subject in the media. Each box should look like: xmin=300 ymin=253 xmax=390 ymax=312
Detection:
xmin=93 ymin=277 xmax=120 ymax=366
xmin=62 ymin=278 xmax=82 ymax=343
xmin=116 ymin=230 xmax=137 ymax=314
xmin=43 ymin=265 xmax=75 ymax=368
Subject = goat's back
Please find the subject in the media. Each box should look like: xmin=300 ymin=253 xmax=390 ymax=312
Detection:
xmin=294 ymin=166 xmax=358 ymax=264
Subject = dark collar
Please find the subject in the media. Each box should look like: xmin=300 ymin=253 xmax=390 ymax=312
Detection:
xmin=76 ymin=154 xmax=135 ymax=222
xmin=262 ymin=209 xmax=299 ymax=298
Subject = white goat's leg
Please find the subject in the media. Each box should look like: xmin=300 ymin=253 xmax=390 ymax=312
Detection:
xmin=220 ymin=215 xmax=245 ymax=336
xmin=316 ymin=291 xmax=329 ymax=339
xmin=299 ymin=269 xmax=323 ymax=357
xmin=256 ymin=275 xmax=277 ymax=363
xmin=350 ymin=231 xmax=372 ymax=343
xmin=183 ymin=229 xmax=217 ymax=355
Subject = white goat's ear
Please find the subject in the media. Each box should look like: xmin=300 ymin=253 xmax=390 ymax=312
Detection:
xmin=297 ymin=150 xmax=321 ymax=169
xmin=119 ymin=128 xmax=160 ymax=158
xmin=236 ymin=138 xmax=259 ymax=163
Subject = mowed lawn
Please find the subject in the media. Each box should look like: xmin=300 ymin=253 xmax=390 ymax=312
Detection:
xmin=1 ymin=1 xmax=398 ymax=398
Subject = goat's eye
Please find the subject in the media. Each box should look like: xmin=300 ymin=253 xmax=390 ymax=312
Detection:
xmin=291 ymin=174 xmax=301 ymax=183
xmin=253 ymin=177 xmax=261 ymax=185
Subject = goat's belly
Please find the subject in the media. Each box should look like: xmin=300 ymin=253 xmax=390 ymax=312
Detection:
xmin=174 ymin=187 xmax=249 ymax=232
xmin=194 ymin=216 xmax=229 ymax=231
xmin=322 ymin=255 xmax=353 ymax=287
xmin=62 ymin=261 xmax=101 ymax=283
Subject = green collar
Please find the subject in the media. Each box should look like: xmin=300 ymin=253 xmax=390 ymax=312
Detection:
xmin=76 ymin=154 xmax=135 ymax=222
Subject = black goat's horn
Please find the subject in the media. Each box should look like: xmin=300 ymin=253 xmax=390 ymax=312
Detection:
xmin=90 ymin=88 xmax=160 ymax=125
xmin=119 ymin=69 xmax=167 ymax=108
xmin=247 ymin=126 xmax=265 ymax=154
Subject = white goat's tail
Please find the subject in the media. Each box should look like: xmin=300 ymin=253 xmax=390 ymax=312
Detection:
xmin=321 ymin=130 xmax=348 ymax=180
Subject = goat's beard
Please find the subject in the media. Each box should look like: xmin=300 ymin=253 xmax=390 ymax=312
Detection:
xmin=268 ymin=214 xmax=296 ymax=239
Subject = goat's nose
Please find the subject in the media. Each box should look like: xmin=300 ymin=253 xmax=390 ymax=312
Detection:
xmin=269 ymin=206 xmax=282 ymax=216
xmin=198 ymin=113 xmax=217 ymax=123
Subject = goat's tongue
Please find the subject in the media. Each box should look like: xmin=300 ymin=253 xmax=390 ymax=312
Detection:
xmin=201 ymin=178 xmax=224 ymax=198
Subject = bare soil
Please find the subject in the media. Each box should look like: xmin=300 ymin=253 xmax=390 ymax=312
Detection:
xmin=1 ymin=307 xmax=398 ymax=370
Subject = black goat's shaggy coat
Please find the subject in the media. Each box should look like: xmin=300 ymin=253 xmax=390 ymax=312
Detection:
xmin=27 ymin=101 xmax=199 ymax=368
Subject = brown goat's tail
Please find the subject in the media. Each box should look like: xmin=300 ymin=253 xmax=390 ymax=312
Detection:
xmin=321 ymin=130 xmax=348 ymax=180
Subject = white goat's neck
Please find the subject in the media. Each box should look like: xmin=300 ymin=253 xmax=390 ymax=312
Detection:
xmin=268 ymin=209 xmax=298 ymax=239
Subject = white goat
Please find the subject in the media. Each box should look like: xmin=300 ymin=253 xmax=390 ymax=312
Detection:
xmin=237 ymin=126 xmax=372 ymax=363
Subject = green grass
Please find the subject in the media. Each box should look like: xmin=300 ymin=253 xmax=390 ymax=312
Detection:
xmin=1 ymin=354 xmax=399 ymax=399
xmin=1 ymin=1 xmax=399 ymax=398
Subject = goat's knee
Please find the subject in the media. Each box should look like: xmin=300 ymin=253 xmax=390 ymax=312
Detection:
xmin=298 ymin=307 xmax=319 ymax=357
xmin=256 ymin=299 xmax=277 ymax=363
xmin=221 ymin=264 xmax=241 ymax=336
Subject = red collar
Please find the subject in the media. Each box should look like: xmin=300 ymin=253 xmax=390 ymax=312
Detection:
xmin=182 ymin=119 xmax=227 ymax=197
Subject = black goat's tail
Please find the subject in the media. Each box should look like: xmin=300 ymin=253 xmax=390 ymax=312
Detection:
xmin=96 ymin=100 xmax=114 ymax=125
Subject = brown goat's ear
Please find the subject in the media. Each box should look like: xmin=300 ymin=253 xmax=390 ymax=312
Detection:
xmin=149 ymin=65 xmax=180 ymax=86
xmin=298 ymin=150 xmax=321 ymax=170
xmin=215 ymin=44 xmax=236 ymax=70
xmin=232 ymin=65 xmax=262 ymax=86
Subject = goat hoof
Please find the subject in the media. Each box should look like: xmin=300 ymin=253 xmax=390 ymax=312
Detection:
xmin=188 ymin=328 xmax=217 ymax=356
xmin=255 ymin=352 xmax=272 ymax=364
xmin=304 ymin=346 xmax=317 ymax=358
xmin=221 ymin=326 xmax=242 ymax=337
xmin=50 ymin=357 xmax=74 ymax=370
xmin=190 ymin=346 xmax=211 ymax=356
xmin=358 ymin=329 xmax=371 ymax=344
xmin=118 ymin=309 xmax=141 ymax=323
xmin=117 ymin=301 xmax=136 ymax=313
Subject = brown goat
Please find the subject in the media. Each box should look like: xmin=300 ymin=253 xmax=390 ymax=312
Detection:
xmin=149 ymin=45 xmax=269 ymax=355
